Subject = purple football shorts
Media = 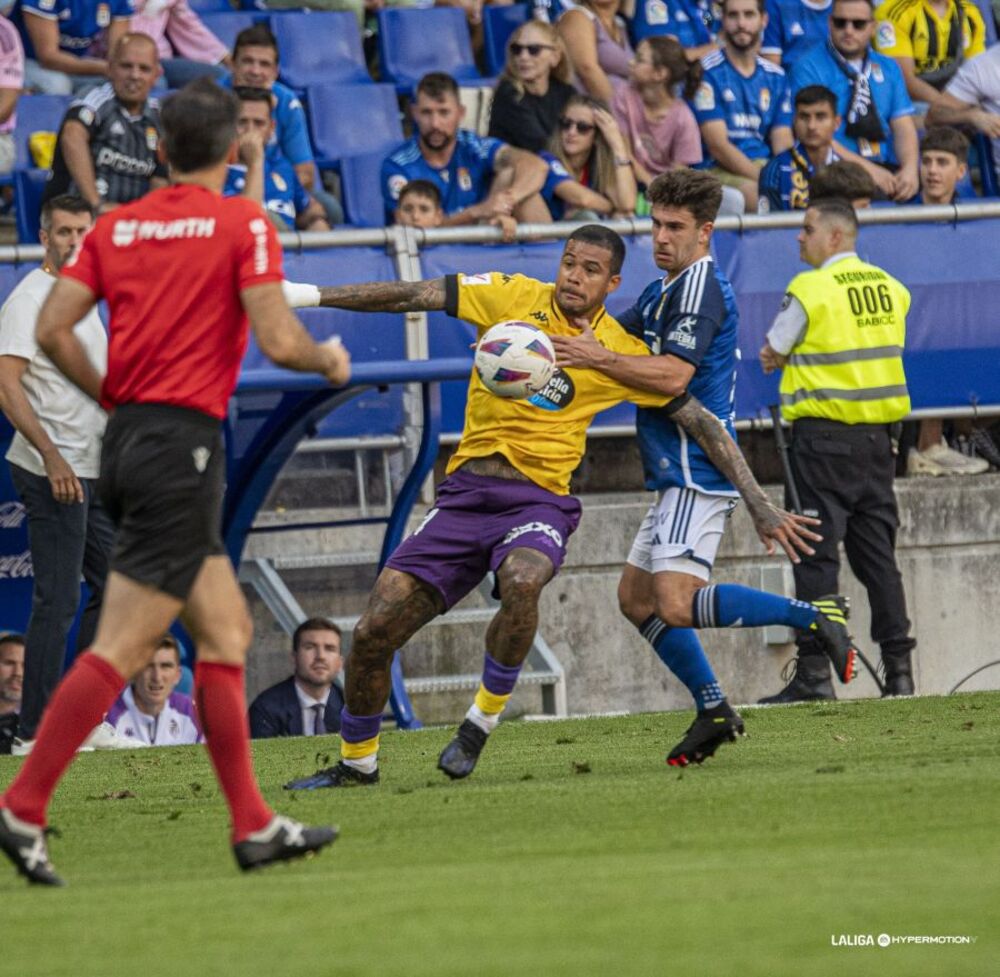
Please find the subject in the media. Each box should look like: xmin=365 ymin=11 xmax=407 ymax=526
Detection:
xmin=385 ymin=469 xmax=582 ymax=610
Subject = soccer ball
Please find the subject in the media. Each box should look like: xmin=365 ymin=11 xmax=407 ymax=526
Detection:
xmin=474 ymin=320 xmax=556 ymax=400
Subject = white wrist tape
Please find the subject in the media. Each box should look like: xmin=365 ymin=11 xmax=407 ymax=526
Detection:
xmin=282 ymin=280 xmax=321 ymax=308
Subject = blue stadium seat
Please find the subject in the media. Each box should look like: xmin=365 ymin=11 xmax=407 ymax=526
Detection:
xmin=198 ymin=12 xmax=259 ymax=51
xmin=13 ymin=94 xmax=70 ymax=172
xmin=340 ymin=151 xmax=389 ymax=226
xmin=482 ymin=3 xmax=530 ymax=76
xmin=186 ymin=0 xmax=235 ymax=11
xmin=273 ymin=12 xmax=371 ymax=90
xmin=307 ymin=82 xmax=402 ymax=168
xmin=974 ymin=133 xmax=999 ymax=197
xmin=377 ymin=8 xmax=490 ymax=94
xmin=14 ymin=169 xmax=48 ymax=244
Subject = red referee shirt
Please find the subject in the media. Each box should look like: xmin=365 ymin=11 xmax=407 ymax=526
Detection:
xmin=63 ymin=184 xmax=285 ymax=420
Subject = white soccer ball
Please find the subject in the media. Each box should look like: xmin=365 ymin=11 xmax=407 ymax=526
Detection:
xmin=474 ymin=320 xmax=556 ymax=400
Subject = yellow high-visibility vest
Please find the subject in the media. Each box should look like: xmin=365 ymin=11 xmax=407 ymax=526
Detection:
xmin=780 ymin=255 xmax=911 ymax=424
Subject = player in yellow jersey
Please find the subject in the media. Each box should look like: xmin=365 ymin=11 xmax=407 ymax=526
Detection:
xmin=281 ymin=225 xmax=819 ymax=787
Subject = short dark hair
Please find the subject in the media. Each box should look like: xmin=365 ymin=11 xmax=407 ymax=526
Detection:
xmin=0 ymin=632 xmax=25 ymax=649
xmin=920 ymin=125 xmax=970 ymax=161
xmin=808 ymin=196 xmax=860 ymax=234
xmin=161 ymin=78 xmax=239 ymax=173
xmin=399 ymin=179 xmax=442 ymax=208
xmin=233 ymin=24 xmax=279 ymax=61
xmin=234 ymin=85 xmax=273 ymax=107
xmin=565 ymin=224 xmax=626 ymax=275
xmin=831 ymin=0 xmax=874 ymax=11
xmin=722 ymin=0 xmax=766 ymax=13
xmin=40 ymin=194 xmax=93 ymax=232
xmin=415 ymin=71 xmax=459 ymax=101
xmin=809 ymin=160 xmax=878 ymax=204
xmin=156 ymin=634 xmax=181 ymax=663
xmin=293 ymin=617 xmax=342 ymax=653
xmin=795 ymin=85 xmax=838 ymax=114
xmin=646 ymin=168 xmax=723 ymax=225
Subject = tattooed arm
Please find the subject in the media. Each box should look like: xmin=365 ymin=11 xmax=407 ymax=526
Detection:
xmin=282 ymin=278 xmax=448 ymax=313
xmin=672 ymin=396 xmax=821 ymax=563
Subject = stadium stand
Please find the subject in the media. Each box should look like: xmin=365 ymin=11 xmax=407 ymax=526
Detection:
xmin=340 ymin=151 xmax=391 ymax=226
xmin=272 ymin=12 xmax=371 ymax=91
xmin=13 ymin=169 xmax=47 ymax=244
xmin=186 ymin=0 xmax=235 ymax=11
xmin=12 ymin=94 xmax=70 ymax=172
xmin=482 ymin=3 xmax=530 ymax=76
xmin=197 ymin=11 xmax=260 ymax=51
xmin=306 ymin=81 xmax=402 ymax=170
xmin=377 ymin=7 xmax=492 ymax=94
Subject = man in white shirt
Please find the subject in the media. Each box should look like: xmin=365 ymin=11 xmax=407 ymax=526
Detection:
xmin=248 ymin=618 xmax=345 ymax=738
xmin=105 ymin=635 xmax=202 ymax=746
xmin=0 ymin=194 xmax=114 ymax=750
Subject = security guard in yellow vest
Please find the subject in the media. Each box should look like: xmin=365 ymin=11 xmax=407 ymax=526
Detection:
xmin=758 ymin=198 xmax=917 ymax=700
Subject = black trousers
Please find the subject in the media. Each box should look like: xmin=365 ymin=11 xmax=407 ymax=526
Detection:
xmin=787 ymin=418 xmax=915 ymax=660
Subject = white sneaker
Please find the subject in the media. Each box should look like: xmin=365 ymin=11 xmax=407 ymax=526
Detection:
xmin=907 ymin=441 xmax=989 ymax=476
xmin=81 ymin=722 xmax=146 ymax=751
xmin=10 ymin=738 xmax=34 ymax=757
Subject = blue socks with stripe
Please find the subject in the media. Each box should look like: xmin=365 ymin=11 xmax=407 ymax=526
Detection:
xmin=691 ymin=584 xmax=818 ymax=630
xmin=639 ymin=616 xmax=724 ymax=712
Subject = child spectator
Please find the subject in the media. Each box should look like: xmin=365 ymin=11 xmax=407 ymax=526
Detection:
xmin=489 ymin=21 xmax=576 ymax=153
xmin=395 ymin=179 xmax=445 ymax=228
xmin=542 ymin=92 xmax=637 ymax=218
xmin=612 ymin=35 xmax=702 ymax=189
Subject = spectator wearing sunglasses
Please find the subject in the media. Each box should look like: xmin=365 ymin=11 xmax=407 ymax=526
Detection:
xmin=541 ymin=93 xmax=637 ymax=219
xmin=612 ymin=35 xmax=702 ymax=190
xmin=790 ymin=0 xmax=919 ymax=201
xmin=489 ymin=22 xmax=576 ymax=152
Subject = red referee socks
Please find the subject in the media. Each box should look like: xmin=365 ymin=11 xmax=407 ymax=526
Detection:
xmin=2 ymin=652 xmax=125 ymax=827
xmin=194 ymin=662 xmax=273 ymax=843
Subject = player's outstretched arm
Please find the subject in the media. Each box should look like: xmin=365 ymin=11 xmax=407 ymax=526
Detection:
xmin=36 ymin=277 xmax=104 ymax=403
xmin=282 ymin=278 xmax=447 ymax=314
xmin=671 ymin=396 xmax=821 ymax=564
xmin=243 ymin=282 xmax=351 ymax=386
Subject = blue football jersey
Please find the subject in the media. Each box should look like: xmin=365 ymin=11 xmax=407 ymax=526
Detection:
xmin=757 ymin=142 xmax=838 ymax=211
xmin=618 ymin=256 xmax=740 ymax=495
xmin=631 ymin=0 xmax=721 ymax=46
xmin=692 ymin=51 xmax=793 ymax=164
xmin=761 ymin=0 xmax=833 ymax=69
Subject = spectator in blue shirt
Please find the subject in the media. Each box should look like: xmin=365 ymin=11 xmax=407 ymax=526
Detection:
xmin=630 ymin=0 xmax=722 ymax=61
xmin=789 ymin=0 xmax=919 ymax=200
xmin=758 ymin=83 xmax=840 ymax=210
xmin=381 ymin=72 xmax=550 ymax=229
xmin=225 ymin=86 xmax=329 ymax=233
xmin=691 ymin=0 xmax=794 ymax=210
xmin=761 ymin=0 xmax=833 ymax=69
xmin=224 ymin=24 xmax=342 ymax=226
xmin=15 ymin=0 xmax=132 ymax=94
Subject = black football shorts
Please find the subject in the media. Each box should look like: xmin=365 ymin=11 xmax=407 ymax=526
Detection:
xmin=99 ymin=403 xmax=226 ymax=601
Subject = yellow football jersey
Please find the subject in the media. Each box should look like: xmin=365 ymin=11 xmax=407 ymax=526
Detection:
xmin=444 ymin=272 xmax=669 ymax=495
xmin=874 ymin=0 xmax=985 ymax=76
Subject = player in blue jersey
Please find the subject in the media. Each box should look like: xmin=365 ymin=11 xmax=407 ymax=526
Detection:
xmin=553 ymin=169 xmax=859 ymax=766
xmin=758 ymin=84 xmax=841 ymax=211
xmin=761 ymin=0 xmax=833 ymax=70
xmin=691 ymin=0 xmax=794 ymax=210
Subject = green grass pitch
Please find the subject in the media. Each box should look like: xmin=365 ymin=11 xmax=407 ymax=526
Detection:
xmin=2 ymin=692 xmax=998 ymax=977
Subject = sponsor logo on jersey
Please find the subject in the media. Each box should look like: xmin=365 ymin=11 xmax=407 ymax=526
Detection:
xmin=529 ymin=310 xmax=549 ymax=325
xmin=667 ymin=315 xmax=698 ymax=351
xmin=501 ymin=521 xmax=563 ymax=548
xmin=528 ymin=369 xmax=575 ymax=411
xmin=460 ymin=273 xmax=491 ymax=285
xmin=95 ymin=146 xmax=156 ymax=176
xmin=111 ymin=217 xmax=217 ymax=247
xmin=876 ymin=21 xmax=895 ymax=47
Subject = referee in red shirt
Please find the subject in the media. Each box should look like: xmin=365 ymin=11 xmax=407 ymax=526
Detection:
xmin=0 ymin=79 xmax=350 ymax=886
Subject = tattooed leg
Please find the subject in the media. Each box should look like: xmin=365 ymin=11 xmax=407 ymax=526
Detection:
xmin=346 ymin=568 xmax=443 ymax=716
xmin=486 ymin=548 xmax=555 ymax=667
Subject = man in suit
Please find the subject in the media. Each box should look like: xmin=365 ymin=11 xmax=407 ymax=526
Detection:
xmin=249 ymin=617 xmax=344 ymax=738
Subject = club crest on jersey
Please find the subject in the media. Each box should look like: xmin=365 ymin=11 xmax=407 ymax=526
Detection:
xmin=97 ymin=3 xmax=110 ymax=26
xmin=528 ymin=369 xmax=575 ymax=411
xmin=759 ymin=87 xmax=770 ymax=111
xmin=272 ymin=172 xmax=287 ymax=192
xmin=146 ymin=127 xmax=158 ymax=151
xmin=876 ymin=21 xmax=895 ymax=47
xmin=387 ymin=174 xmax=407 ymax=199
xmin=457 ymin=167 xmax=472 ymax=192
xmin=645 ymin=0 xmax=669 ymax=24
xmin=694 ymin=82 xmax=715 ymax=111
xmin=192 ymin=447 xmax=211 ymax=473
